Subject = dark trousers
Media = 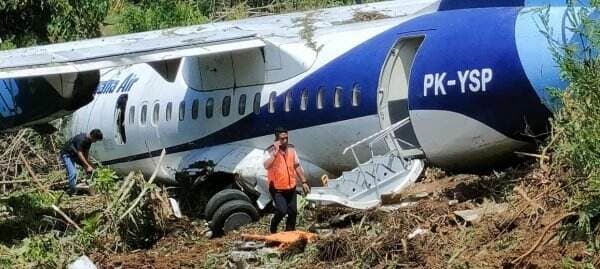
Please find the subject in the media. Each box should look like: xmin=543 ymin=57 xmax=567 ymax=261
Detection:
xmin=270 ymin=189 xmax=297 ymax=233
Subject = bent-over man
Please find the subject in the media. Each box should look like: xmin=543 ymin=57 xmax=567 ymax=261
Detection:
xmin=60 ymin=129 xmax=103 ymax=194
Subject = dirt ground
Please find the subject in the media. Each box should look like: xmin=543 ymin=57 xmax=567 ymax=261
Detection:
xmin=76 ymin=162 xmax=598 ymax=269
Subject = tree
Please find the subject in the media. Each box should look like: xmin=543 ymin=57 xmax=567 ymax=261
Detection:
xmin=0 ymin=0 xmax=109 ymax=49
xmin=109 ymin=0 xmax=210 ymax=35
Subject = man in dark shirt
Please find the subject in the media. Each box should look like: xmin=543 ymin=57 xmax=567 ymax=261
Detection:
xmin=60 ymin=129 xmax=103 ymax=194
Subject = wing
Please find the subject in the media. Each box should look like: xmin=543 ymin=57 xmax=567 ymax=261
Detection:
xmin=0 ymin=27 xmax=265 ymax=79
xmin=0 ymin=27 xmax=264 ymax=131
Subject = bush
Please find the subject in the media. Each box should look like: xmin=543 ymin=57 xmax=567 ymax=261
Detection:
xmin=542 ymin=3 xmax=600 ymax=249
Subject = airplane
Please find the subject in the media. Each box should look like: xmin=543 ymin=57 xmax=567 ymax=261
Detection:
xmin=0 ymin=0 xmax=587 ymax=234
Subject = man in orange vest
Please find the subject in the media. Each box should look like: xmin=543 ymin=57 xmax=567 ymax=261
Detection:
xmin=264 ymin=127 xmax=310 ymax=233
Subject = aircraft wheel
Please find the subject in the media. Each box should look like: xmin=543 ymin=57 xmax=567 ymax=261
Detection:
xmin=209 ymin=199 xmax=259 ymax=236
xmin=204 ymin=189 xmax=251 ymax=219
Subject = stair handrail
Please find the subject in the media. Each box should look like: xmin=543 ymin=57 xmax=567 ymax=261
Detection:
xmin=342 ymin=117 xmax=410 ymax=155
xmin=368 ymin=117 xmax=411 ymax=150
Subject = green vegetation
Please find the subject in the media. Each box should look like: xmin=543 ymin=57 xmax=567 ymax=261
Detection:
xmin=541 ymin=2 xmax=600 ymax=256
xmin=0 ymin=0 xmax=109 ymax=48
xmin=108 ymin=0 xmax=210 ymax=34
xmin=92 ymin=167 xmax=118 ymax=197
xmin=0 ymin=0 xmax=382 ymax=49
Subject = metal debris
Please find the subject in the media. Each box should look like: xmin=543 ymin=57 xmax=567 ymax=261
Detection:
xmin=454 ymin=202 xmax=509 ymax=224
xmin=67 ymin=255 xmax=97 ymax=269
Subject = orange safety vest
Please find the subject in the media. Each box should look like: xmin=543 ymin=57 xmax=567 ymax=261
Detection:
xmin=267 ymin=147 xmax=298 ymax=191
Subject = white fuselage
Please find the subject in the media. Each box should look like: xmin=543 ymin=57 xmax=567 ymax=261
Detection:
xmin=67 ymin=1 xmax=440 ymax=184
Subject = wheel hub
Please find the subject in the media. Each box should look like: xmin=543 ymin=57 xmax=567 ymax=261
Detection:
xmin=223 ymin=212 xmax=252 ymax=232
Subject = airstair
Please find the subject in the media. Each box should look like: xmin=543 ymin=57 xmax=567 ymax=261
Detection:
xmin=306 ymin=117 xmax=425 ymax=209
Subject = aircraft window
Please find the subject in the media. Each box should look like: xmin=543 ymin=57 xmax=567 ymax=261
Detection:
xmin=238 ymin=94 xmax=247 ymax=115
xmin=152 ymin=103 xmax=160 ymax=126
xmin=140 ymin=104 xmax=147 ymax=125
xmin=300 ymin=89 xmax=308 ymax=111
xmin=222 ymin=96 xmax=231 ymax=116
xmin=179 ymin=101 xmax=185 ymax=121
xmin=352 ymin=83 xmax=361 ymax=107
xmin=268 ymin=92 xmax=276 ymax=114
xmin=166 ymin=102 xmax=172 ymax=121
xmin=129 ymin=106 xmax=135 ymax=125
xmin=317 ymin=87 xmax=325 ymax=110
xmin=192 ymin=99 xmax=199 ymax=120
xmin=334 ymin=86 xmax=343 ymax=108
xmin=285 ymin=92 xmax=292 ymax=112
xmin=253 ymin=92 xmax=261 ymax=115
xmin=206 ymin=98 xmax=214 ymax=118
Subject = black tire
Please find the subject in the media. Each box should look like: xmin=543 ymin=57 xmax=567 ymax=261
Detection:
xmin=209 ymin=199 xmax=259 ymax=236
xmin=204 ymin=189 xmax=251 ymax=219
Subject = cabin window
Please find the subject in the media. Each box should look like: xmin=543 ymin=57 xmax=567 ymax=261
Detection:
xmin=152 ymin=103 xmax=160 ymax=126
xmin=268 ymin=92 xmax=277 ymax=114
xmin=192 ymin=99 xmax=199 ymax=120
xmin=300 ymin=89 xmax=308 ymax=111
xmin=352 ymin=83 xmax=361 ymax=107
xmin=179 ymin=101 xmax=185 ymax=121
xmin=165 ymin=102 xmax=172 ymax=121
xmin=140 ymin=104 xmax=147 ymax=125
xmin=129 ymin=106 xmax=135 ymax=125
xmin=238 ymin=94 xmax=247 ymax=115
xmin=285 ymin=92 xmax=292 ymax=112
xmin=253 ymin=92 xmax=261 ymax=115
xmin=206 ymin=98 xmax=214 ymax=118
xmin=222 ymin=96 xmax=231 ymax=116
xmin=317 ymin=87 xmax=325 ymax=110
xmin=334 ymin=86 xmax=343 ymax=108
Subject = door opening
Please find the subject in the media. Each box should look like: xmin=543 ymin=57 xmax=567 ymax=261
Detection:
xmin=378 ymin=36 xmax=424 ymax=152
xmin=115 ymin=94 xmax=128 ymax=144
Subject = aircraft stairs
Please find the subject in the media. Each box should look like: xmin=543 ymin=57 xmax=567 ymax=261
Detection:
xmin=306 ymin=117 xmax=425 ymax=210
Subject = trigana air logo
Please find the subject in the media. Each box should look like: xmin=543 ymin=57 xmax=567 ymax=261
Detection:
xmin=96 ymin=73 xmax=139 ymax=95
xmin=0 ymin=79 xmax=22 ymax=118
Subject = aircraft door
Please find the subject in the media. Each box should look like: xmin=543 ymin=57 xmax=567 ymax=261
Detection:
xmin=114 ymin=94 xmax=128 ymax=145
xmin=378 ymin=37 xmax=423 ymax=155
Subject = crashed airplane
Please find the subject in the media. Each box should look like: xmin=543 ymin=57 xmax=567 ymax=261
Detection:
xmin=0 ymin=0 xmax=587 ymax=233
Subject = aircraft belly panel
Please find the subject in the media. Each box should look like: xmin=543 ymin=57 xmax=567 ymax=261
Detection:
xmin=410 ymin=110 xmax=528 ymax=168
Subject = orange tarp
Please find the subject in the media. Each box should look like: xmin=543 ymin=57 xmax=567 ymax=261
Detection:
xmin=241 ymin=231 xmax=317 ymax=250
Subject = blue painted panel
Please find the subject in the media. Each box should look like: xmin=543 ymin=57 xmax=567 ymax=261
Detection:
xmin=0 ymin=78 xmax=67 ymax=130
xmin=515 ymin=7 xmax=571 ymax=111
xmin=525 ymin=0 xmax=588 ymax=6
xmin=516 ymin=6 xmax=592 ymax=111
xmin=407 ymin=8 xmax=552 ymax=138
xmin=0 ymin=80 xmax=21 ymax=119
xmin=438 ymin=0 xmax=580 ymax=10
xmin=439 ymin=0 xmax=524 ymax=11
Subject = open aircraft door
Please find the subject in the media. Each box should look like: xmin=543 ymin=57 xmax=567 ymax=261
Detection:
xmin=377 ymin=36 xmax=425 ymax=158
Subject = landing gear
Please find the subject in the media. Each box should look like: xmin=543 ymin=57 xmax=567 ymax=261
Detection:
xmin=204 ymin=189 xmax=252 ymax=220
xmin=175 ymin=169 xmax=261 ymax=237
xmin=208 ymin=195 xmax=259 ymax=236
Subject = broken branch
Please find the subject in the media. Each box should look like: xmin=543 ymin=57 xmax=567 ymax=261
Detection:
xmin=514 ymin=186 xmax=545 ymax=213
xmin=51 ymin=205 xmax=83 ymax=232
xmin=19 ymin=153 xmax=47 ymax=192
xmin=512 ymin=212 xmax=576 ymax=264
xmin=118 ymin=149 xmax=165 ymax=222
